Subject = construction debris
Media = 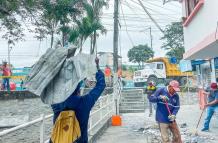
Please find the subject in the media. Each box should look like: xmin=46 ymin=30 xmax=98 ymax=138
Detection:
xmin=138 ymin=123 xmax=216 ymax=143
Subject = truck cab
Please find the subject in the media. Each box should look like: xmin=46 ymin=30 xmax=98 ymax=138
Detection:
xmin=133 ymin=57 xmax=193 ymax=87
xmin=133 ymin=62 xmax=166 ymax=87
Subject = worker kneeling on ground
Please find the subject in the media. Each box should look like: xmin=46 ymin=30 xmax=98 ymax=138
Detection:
xmin=149 ymin=80 xmax=182 ymax=143
xmin=50 ymin=58 xmax=106 ymax=143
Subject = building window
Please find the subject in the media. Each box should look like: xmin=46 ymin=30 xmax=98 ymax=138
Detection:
xmin=186 ymin=0 xmax=200 ymax=16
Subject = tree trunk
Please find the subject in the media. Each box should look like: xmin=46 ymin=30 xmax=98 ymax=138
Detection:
xmin=62 ymin=31 xmax=65 ymax=47
xmin=51 ymin=31 xmax=54 ymax=49
xmin=92 ymin=31 xmax=97 ymax=54
xmin=80 ymin=37 xmax=83 ymax=53
xmin=62 ymin=25 xmax=67 ymax=47
xmin=90 ymin=35 xmax=93 ymax=54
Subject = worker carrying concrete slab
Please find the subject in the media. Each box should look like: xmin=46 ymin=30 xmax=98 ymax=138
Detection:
xmin=25 ymin=46 xmax=106 ymax=143
xmin=149 ymin=80 xmax=182 ymax=143
xmin=51 ymin=58 xmax=106 ymax=143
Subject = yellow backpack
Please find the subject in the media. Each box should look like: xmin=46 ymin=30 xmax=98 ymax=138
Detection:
xmin=51 ymin=111 xmax=81 ymax=143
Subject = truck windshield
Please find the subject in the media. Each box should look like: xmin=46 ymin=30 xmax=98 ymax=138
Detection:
xmin=144 ymin=63 xmax=155 ymax=69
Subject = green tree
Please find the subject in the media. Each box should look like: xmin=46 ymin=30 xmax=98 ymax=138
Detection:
xmin=88 ymin=0 xmax=108 ymax=54
xmin=33 ymin=0 xmax=81 ymax=48
xmin=161 ymin=22 xmax=185 ymax=62
xmin=68 ymin=2 xmax=107 ymax=53
xmin=0 ymin=0 xmax=36 ymax=44
xmin=122 ymin=65 xmax=127 ymax=71
xmin=0 ymin=0 xmax=81 ymax=48
xmin=127 ymin=44 xmax=154 ymax=69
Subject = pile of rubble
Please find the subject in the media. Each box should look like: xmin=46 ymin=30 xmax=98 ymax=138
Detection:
xmin=137 ymin=123 xmax=216 ymax=143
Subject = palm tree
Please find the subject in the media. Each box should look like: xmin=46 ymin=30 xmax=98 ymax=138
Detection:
xmin=34 ymin=0 xmax=81 ymax=48
xmin=89 ymin=0 xmax=108 ymax=54
xmin=68 ymin=2 xmax=107 ymax=53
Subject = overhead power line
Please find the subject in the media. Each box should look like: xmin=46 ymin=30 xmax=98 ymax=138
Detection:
xmin=123 ymin=0 xmax=179 ymax=20
xmin=120 ymin=3 xmax=134 ymax=46
xmin=141 ymin=0 xmax=181 ymax=13
xmin=136 ymin=0 xmax=164 ymax=33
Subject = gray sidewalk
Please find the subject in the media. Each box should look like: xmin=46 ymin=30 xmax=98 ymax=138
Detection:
xmin=95 ymin=113 xmax=150 ymax=143
xmin=96 ymin=104 xmax=218 ymax=143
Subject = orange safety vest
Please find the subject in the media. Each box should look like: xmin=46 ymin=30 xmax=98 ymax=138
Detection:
xmin=104 ymin=68 xmax=111 ymax=77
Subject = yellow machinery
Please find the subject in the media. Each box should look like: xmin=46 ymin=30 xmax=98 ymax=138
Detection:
xmin=147 ymin=57 xmax=193 ymax=77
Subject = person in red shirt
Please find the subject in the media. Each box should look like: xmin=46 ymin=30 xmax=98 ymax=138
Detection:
xmin=104 ymin=65 xmax=112 ymax=86
xmin=104 ymin=65 xmax=111 ymax=77
xmin=0 ymin=61 xmax=11 ymax=91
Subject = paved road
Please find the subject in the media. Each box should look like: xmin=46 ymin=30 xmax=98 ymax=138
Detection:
xmin=96 ymin=113 xmax=152 ymax=143
xmin=96 ymin=105 xmax=218 ymax=143
xmin=0 ymin=98 xmax=52 ymax=143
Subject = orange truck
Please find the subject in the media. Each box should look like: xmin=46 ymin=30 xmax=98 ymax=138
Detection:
xmin=133 ymin=57 xmax=192 ymax=87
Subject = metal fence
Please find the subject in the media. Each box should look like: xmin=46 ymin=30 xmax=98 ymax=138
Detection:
xmin=0 ymin=93 xmax=114 ymax=143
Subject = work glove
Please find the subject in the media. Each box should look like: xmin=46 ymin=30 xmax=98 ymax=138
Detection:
xmin=159 ymin=95 xmax=169 ymax=102
xmin=168 ymin=114 xmax=176 ymax=122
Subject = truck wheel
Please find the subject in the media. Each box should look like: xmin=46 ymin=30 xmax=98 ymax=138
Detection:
xmin=179 ymin=77 xmax=187 ymax=86
xmin=147 ymin=76 xmax=158 ymax=85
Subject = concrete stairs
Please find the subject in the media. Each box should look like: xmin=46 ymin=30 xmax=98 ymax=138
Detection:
xmin=119 ymin=89 xmax=146 ymax=113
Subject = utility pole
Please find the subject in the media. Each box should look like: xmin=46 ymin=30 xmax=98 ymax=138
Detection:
xmin=113 ymin=0 xmax=119 ymax=73
xmin=149 ymin=27 xmax=153 ymax=50
xmin=113 ymin=0 xmax=120 ymax=116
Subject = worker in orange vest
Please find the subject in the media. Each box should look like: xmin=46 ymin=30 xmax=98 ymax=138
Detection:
xmin=104 ymin=65 xmax=112 ymax=86
xmin=104 ymin=65 xmax=111 ymax=77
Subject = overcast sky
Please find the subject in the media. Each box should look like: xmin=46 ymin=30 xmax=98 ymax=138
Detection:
xmin=0 ymin=0 xmax=182 ymax=67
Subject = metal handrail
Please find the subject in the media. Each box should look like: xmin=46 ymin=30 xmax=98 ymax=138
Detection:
xmin=0 ymin=93 xmax=114 ymax=143
xmin=0 ymin=114 xmax=53 ymax=137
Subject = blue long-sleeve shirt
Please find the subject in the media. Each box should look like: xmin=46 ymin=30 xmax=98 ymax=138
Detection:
xmin=149 ymin=87 xmax=180 ymax=123
xmin=51 ymin=70 xmax=106 ymax=143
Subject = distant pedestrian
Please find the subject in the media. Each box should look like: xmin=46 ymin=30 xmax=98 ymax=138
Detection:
xmin=20 ymin=79 xmax=24 ymax=90
xmin=50 ymin=58 xmax=106 ymax=143
xmin=149 ymin=80 xmax=182 ymax=143
xmin=104 ymin=65 xmax=112 ymax=86
xmin=117 ymin=66 xmax=122 ymax=79
xmin=145 ymin=82 xmax=157 ymax=117
xmin=0 ymin=61 xmax=11 ymax=92
xmin=201 ymin=83 xmax=218 ymax=132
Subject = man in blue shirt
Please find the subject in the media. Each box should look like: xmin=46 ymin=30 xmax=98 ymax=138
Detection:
xmin=201 ymin=83 xmax=218 ymax=132
xmin=51 ymin=58 xmax=106 ymax=143
xmin=149 ymin=80 xmax=181 ymax=143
